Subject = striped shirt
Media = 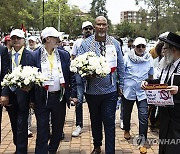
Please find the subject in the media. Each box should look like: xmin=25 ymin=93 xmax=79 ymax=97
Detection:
xmin=77 ymin=35 xmax=124 ymax=95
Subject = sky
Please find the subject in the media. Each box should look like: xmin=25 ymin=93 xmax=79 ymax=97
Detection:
xmin=68 ymin=0 xmax=140 ymax=24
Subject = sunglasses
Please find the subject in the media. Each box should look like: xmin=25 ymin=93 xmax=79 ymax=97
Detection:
xmin=84 ymin=27 xmax=93 ymax=30
xmin=136 ymin=44 xmax=146 ymax=48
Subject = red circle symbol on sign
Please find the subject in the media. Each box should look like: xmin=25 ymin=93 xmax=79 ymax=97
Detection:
xmin=160 ymin=90 xmax=169 ymax=100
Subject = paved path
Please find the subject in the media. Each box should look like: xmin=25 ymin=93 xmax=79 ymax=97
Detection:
xmin=0 ymin=103 xmax=159 ymax=154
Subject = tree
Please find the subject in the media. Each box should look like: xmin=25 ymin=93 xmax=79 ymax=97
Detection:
xmin=0 ymin=0 xmax=105 ymax=38
xmin=27 ymin=0 xmax=42 ymax=30
xmin=135 ymin=0 xmax=167 ymax=38
xmin=0 ymin=0 xmax=33 ymax=33
xmin=114 ymin=22 xmax=135 ymax=38
xmin=135 ymin=0 xmax=180 ymax=39
xmin=90 ymin=0 xmax=108 ymax=18
xmin=90 ymin=0 xmax=113 ymax=34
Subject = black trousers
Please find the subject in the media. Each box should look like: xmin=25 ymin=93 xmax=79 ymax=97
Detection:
xmin=9 ymin=90 xmax=30 ymax=154
xmin=122 ymin=96 xmax=148 ymax=140
xmin=159 ymin=104 xmax=180 ymax=154
xmin=35 ymin=92 xmax=66 ymax=154
xmin=85 ymin=91 xmax=117 ymax=154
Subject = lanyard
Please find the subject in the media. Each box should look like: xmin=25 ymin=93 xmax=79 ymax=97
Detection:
xmin=48 ymin=52 xmax=54 ymax=71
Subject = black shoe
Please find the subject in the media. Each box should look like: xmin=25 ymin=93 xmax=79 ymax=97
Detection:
xmin=91 ymin=147 xmax=101 ymax=154
xmin=49 ymin=152 xmax=56 ymax=154
xmin=60 ymin=132 xmax=65 ymax=140
xmin=28 ymin=131 xmax=33 ymax=138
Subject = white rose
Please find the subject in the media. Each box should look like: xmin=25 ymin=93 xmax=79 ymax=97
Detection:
xmin=79 ymin=70 xmax=83 ymax=75
xmin=77 ymin=62 xmax=83 ymax=68
xmin=70 ymin=67 xmax=77 ymax=73
xmin=24 ymin=79 xmax=30 ymax=85
xmin=81 ymin=73 xmax=87 ymax=77
xmin=17 ymin=82 xmax=22 ymax=87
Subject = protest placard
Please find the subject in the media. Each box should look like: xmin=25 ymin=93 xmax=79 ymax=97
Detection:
xmin=145 ymin=84 xmax=174 ymax=106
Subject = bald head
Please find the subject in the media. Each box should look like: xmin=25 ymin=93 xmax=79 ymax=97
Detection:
xmin=95 ymin=16 xmax=107 ymax=25
xmin=94 ymin=16 xmax=108 ymax=41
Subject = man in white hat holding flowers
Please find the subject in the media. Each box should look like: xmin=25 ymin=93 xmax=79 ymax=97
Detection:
xmin=30 ymin=27 xmax=77 ymax=154
xmin=1 ymin=29 xmax=33 ymax=154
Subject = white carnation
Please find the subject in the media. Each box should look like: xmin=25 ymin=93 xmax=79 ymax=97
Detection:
xmin=24 ymin=79 xmax=30 ymax=85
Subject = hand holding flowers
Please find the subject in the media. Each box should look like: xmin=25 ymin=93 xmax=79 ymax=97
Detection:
xmin=70 ymin=52 xmax=110 ymax=78
xmin=1 ymin=65 xmax=44 ymax=91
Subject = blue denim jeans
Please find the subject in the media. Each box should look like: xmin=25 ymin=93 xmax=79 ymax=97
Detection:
xmin=75 ymin=74 xmax=85 ymax=127
xmin=85 ymin=91 xmax=118 ymax=154
xmin=122 ymin=96 xmax=148 ymax=139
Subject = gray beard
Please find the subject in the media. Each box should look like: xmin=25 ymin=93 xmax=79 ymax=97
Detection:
xmin=97 ymin=32 xmax=106 ymax=37
xmin=161 ymin=53 xmax=174 ymax=69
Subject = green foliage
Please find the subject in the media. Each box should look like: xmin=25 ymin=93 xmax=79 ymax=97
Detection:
xmin=114 ymin=22 xmax=135 ymax=38
xmin=135 ymin=0 xmax=180 ymax=39
xmin=90 ymin=0 xmax=108 ymax=18
xmin=0 ymin=0 xmax=95 ymax=38
xmin=0 ymin=0 xmax=31 ymax=32
xmin=1 ymin=0 xmax=178 ymax=39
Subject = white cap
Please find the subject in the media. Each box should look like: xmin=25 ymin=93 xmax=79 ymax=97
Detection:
xmin=10 ymin=29 xmax=25 ymax=38
xmin=28 ymin=36 xmax=37 ymax=42
xmin=82 ymin=21 xmax=93 ymax=29
xmin=41 ymin=27 xmax=61 ymax=40
xmin=133 ymin=37 xmax=146 ymax=46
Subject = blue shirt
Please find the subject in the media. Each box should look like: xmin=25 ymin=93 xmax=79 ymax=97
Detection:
xmin=123 ymin=53 xmax=154 ymax=101
xmin=77 ymin=35 xmax=125 ymax=95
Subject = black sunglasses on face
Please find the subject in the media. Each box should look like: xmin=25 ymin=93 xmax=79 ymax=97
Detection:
xmin=84 ymin=27 xmax=93 ymax=30
xmin=136 ymin=44 xmax=146 ymax=48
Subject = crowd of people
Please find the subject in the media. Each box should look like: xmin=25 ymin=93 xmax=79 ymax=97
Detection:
xmin=0 ymin=15 xmax=180 ymax=154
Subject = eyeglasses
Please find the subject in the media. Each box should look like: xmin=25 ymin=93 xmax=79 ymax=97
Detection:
xmin=84 ymin=27 xmax=93 ymax=31
xmin=136 ymin=44 xmax=146 ymax=48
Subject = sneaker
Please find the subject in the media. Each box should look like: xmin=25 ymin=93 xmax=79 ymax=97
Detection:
xmin=72 ymin=125 xmax=82 ymax=137
xmin=120 ymin=119 xmax=124 ymax=129
xmin=28 ymin=130 xmax=33 ymax=138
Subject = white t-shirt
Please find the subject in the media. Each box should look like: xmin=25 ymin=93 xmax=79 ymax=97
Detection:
xmin=122 ymin=45 xmax=133 ymax=55
xmin=71 ymin=38 xmax=83 ymax=56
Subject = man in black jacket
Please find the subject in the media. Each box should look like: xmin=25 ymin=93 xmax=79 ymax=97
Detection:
xmin=142 ymin=32 xmax=180 ymax=154
xmin=0 ymin=45 xmax=10 ymax=144
xmin=1 ymin=29 xmax=33 ymax=154
xmin=30 ymin=27 xmax=77 ymax=154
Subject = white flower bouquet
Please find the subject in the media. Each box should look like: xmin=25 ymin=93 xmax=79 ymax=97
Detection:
xmin=1 ymin=65 xmax=44 ymax=90
xmin=70 ymin=52 xmax=110 ymax=77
